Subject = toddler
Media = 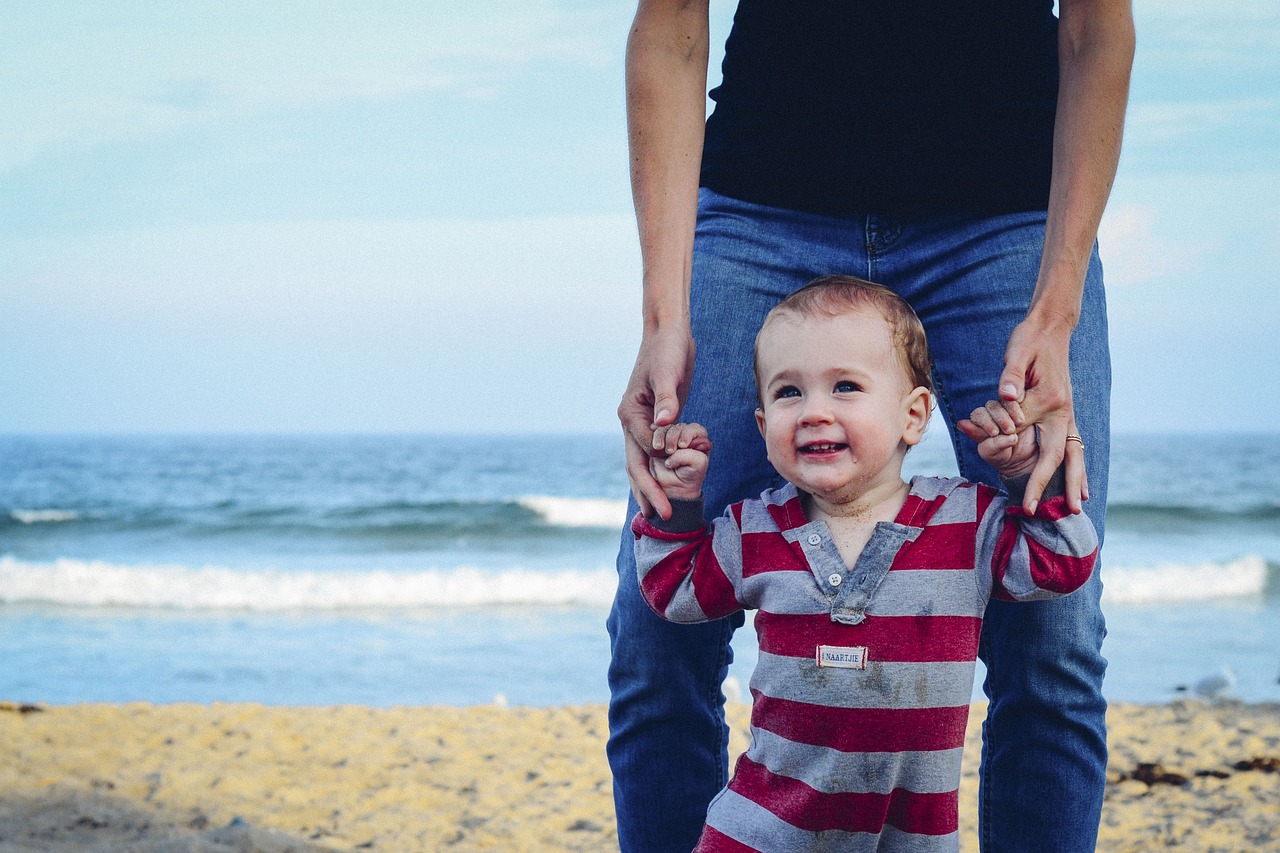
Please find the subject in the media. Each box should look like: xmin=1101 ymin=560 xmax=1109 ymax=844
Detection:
xmin=632 ymin=275 xmax=1098 ymax=852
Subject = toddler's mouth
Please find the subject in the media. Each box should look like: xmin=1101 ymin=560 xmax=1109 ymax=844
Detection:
xmin=799 ymin=442 xmax=847 ymax=455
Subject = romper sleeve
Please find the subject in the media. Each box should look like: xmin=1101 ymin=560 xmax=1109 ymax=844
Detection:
xmin=631 ymin=498 xmax=747 ymax=623
xmin=973 ymin=467 xmax=1099 ymax=603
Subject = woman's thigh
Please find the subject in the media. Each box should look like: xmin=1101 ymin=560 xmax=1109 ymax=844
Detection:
xmin=878 ymin=209 xmax=1111 ymax=518
xmin=684 ymin=189 xmax=868 ymax=510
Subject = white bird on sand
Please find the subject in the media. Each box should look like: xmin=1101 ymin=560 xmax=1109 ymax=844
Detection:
xmin=1190 ymin=667 xmax=1237 ymax=701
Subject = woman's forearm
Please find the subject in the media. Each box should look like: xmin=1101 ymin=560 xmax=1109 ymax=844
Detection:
xmin=1032 ymin=0 xmax=1136 ymax=330
xmin=626 ymin=0 xmax=711 ymax=333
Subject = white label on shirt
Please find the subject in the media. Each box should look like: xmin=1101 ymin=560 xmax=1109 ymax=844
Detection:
xmin=816 ymin=645 xmax=868 ymax=670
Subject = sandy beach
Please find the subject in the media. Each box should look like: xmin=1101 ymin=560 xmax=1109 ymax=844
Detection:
xmin=1 ymin=700 xmax=1277 ymax=852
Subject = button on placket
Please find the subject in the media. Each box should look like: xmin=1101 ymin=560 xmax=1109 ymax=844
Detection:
xmin=802 ymin=527 xmax=844 ymax=594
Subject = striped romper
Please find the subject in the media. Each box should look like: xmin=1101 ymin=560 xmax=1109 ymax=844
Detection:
xmin=632 ymin=475 xmax=1098 ymax=852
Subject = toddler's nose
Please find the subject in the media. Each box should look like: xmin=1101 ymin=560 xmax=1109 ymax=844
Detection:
xmin=798 ymin=395 xmax=834 ymax=426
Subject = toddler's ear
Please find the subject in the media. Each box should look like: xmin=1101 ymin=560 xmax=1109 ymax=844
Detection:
xmin=755 ymin=407 xmax=767 ymax=439
xmin=902 ymin=387 xmax=932 ymax=446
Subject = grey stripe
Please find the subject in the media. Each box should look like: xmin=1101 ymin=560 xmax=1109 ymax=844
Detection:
xmin=634 ymin=538 xmax=711 ymax=623
xmin=1001 ymin=536 xmax=1052 ymax=601
xmin=740 ymin=567 xmax=983 ymax=618
xmin=706 ymin=788 xmax=884 ymax=853
xmin=865 ymin=569 xmax=983 ymax=617
xmin=740 ymin=496 xmax=789 ymax=533
xmin=974 ymin=492 xmax=1097 ymax=603
xmin=747 ymin=727 xmax=965 ymax=795
xmin=1004 ymin=514 xmax=1097 ymax=599
xmin=880 ymin=822 xmax=961 ymax=853
xmin=907 ymin=475 xmax=963 ymax=503
xmin=707 ymin=788 xmax=960 ymax=853
xmin=663 ymin=591 xmax=712 ymax=622
xmin=916 ymin=480 xmax=977 ymax=525
xmin=974 ymin=498 xmax=1001 ymax=603
xmin=752 ymin=651 xmax=979 ymax=710
xmin=741 ymin=572 xmax=832 ymax=614
xmin=710 ymin=509 xmax=746 ymax=588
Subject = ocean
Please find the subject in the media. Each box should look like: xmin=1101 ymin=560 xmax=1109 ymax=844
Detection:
xmin=1 ymin=432 xmax=1277 ymax=707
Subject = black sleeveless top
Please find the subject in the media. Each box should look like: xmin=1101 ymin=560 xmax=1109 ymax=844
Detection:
xmin=700 ymin=0 xmax=1061 ymax=215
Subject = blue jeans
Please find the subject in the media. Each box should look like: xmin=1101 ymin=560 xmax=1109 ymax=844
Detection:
xmin=607 ymin=188 xmax=1110 ymax=852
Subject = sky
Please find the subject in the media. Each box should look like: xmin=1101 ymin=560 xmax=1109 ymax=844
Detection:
xmin=2 ymin=1 xmax=1277 ymax=435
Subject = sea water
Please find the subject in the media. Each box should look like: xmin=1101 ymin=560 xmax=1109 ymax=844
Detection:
xmin=1 ymin=432 xmax=1277 ymax=706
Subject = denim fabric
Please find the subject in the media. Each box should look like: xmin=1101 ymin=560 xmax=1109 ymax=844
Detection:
xmin=607 ymin=188 xmax=1110 ymax=853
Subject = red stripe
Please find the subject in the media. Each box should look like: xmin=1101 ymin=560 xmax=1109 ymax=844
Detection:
xmin=696 ymin=826 xmax=760 ymax=853
xmin=764 ymin=500 xmax=791 ymax=530
xmin=895 ymin=493 xmax=934 ymax=527
xmin=1025 ymin=538 xmax=1095 ymax=594
xmin=755 ymin=611 xmax=981 ymax=662
xmin=1033 ymin=495 xmax=1075 ymax=522
xmin=728 ymin=756 xmax=958 ymax=835
xmin=639 ymin=542 xmax=705 ymax=615
xmin=887 ymin=785 xmax=959 ymax=836
xmin=991 ymin=586 xmax=1018 ymax=602
xmin=764 ymin=493 xmax=808 ymax=530
xmin=634 ymin=508 xmax=744 ymax=618
xmin=990 ymin=513 xmax=1096 ymax=600
xmin=975 ymin=483 xmax=996 ymax=521
xmin=1004 ymin=495 xmax=1075 ymax=524
xmin=691 ymin=541 xmax=743 ymax=618
xmin=740 ymin=531 xmax=807 ymax=578
xmin=751 ymin=692 xmax=970 ymax=753
xmin=892 ymin=525 xmax=977 ymax=570
xmin=990 ymin=521 xmax=1019 ymax=600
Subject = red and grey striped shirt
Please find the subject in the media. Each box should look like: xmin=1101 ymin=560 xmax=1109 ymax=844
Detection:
xmin=632 ymin=475 xmax=1098 ymax=852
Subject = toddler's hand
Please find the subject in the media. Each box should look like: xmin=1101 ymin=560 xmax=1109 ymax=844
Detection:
xmin=648 ymin=422 xmax=711 ymax=502
xmin=959 ymin=400 xmax=1039 ymax=480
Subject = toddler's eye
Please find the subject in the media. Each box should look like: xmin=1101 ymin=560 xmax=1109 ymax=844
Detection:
xmin=834 ymin=381 xmax=861 ymax=393
xmin=774 ymin=385 xmax=800 ymax=400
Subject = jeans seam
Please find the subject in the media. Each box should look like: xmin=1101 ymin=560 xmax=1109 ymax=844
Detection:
xmin=978 ymin=626 xmax=994 ymax=850
xmin=930 ymin=368 xmax=974 ymax=482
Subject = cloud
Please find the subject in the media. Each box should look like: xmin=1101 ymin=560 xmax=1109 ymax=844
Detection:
xmin=0 ymin=212 xmax=645 ymax=432
xmin=1125 ymin=97 xmax=1280 ymax=148
xmin=2 ymin=213 xmax=642 ymax=336
xmin=0 ymin=2 xmax=622 ymax=172
xmin=1128 ymin=2 xmax=1279 ymax=113
xmin=1134 ymin=0 xmax=1280 ymax=56
xmin=1098 ymin=204 xmax=1215 ymax=287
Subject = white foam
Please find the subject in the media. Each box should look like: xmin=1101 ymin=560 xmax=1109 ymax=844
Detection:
xmin=517 ymin=496 xmax=628 ymax=529
xmin=0 ymin=556 xmax=618 ymax=611
xmin=1102 ymin=555 xmax=1268 ymax=605
xmin=4 ymin=553 xmax=1264 ymax=612
xmin=10 ymin=509 xmax=82 ymax=524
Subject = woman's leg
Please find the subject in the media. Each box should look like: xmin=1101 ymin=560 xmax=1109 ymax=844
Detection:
xmin=606 ymin=190 xmax=864 ymax=852
xmin=880 ymin=210 xmax=1111 ymax=853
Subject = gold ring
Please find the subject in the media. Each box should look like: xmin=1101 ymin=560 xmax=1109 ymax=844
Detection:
xmin=1066 ymin=434 xmax=1084 ymax=449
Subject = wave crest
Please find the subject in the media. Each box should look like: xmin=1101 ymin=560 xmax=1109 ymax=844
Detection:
xmin=9 ymin=509 xmax=82 ymax=524
xmin=1102 ymin=555 xmax=1270 ymax=605
xmin=0 ymin=557 xmax=617 ymax=611
xmin=517 ymin=496 xmax=628 ymax=529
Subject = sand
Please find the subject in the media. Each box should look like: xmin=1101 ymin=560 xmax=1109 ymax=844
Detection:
xmin=1 ymin=699 xmax=1277 ymax=852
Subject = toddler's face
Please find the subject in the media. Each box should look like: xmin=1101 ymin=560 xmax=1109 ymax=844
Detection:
xmin=754 ymin=306 xmax=929 ymax=507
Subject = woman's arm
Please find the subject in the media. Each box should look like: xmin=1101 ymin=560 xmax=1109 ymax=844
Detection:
xmin=1000 ymin=0 xmax=1135 ymax=513
xmin=617 ymin=0 xmax=712 ymax=520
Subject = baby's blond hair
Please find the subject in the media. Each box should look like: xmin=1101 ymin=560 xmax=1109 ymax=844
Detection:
xmin=754 ymin=275 xmax=934 ymax=397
